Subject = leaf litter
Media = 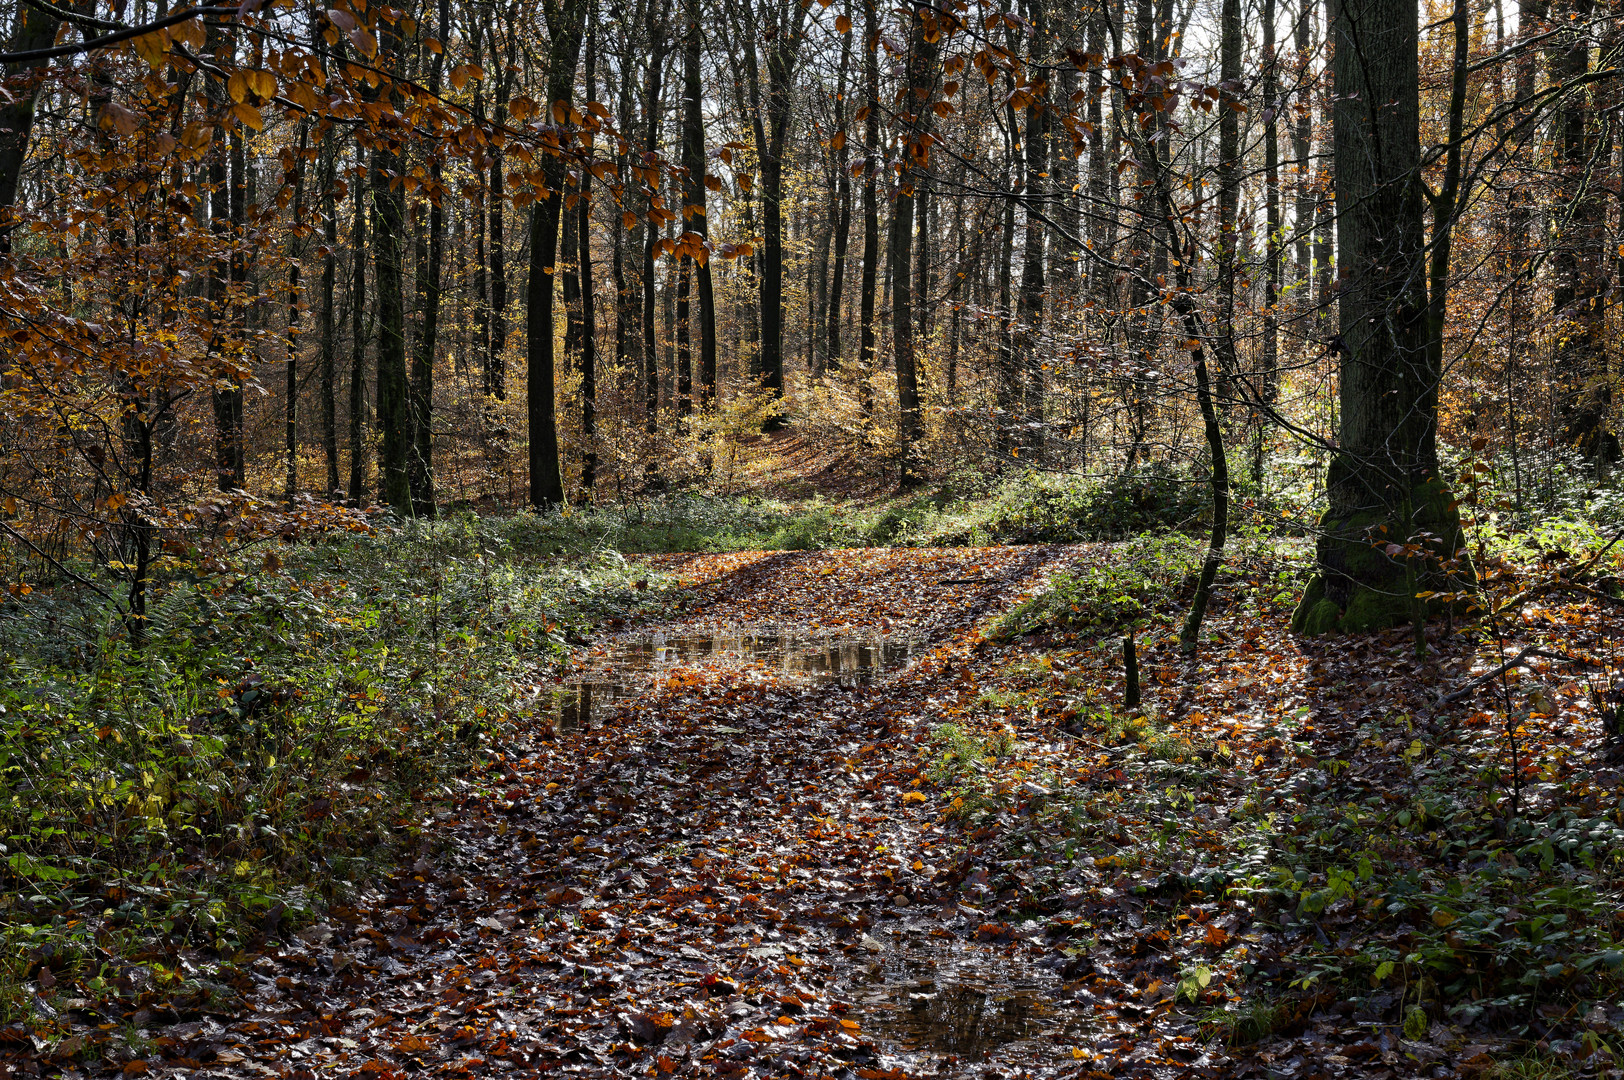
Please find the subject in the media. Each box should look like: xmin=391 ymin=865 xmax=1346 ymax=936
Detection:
xmin=10 ymin=541 xmax=1624 ymax=1079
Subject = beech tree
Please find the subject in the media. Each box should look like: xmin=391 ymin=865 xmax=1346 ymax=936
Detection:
xmin=1291 ymin=0 xmax=1472 ymax=633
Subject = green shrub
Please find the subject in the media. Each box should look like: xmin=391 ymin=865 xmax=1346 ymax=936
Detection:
xmin=997 ymin=533 xmax=1204 ymax=638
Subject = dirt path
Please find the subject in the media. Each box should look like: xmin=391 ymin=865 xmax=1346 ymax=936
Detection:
xmin=181 ymin=546 xmax=1142 ymax=1080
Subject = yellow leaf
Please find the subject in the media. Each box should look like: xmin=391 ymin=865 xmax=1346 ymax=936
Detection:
xmin=227 ymin=70 xmax=251 ymax=104
xmin=1432 ymin=909 xmax=1457 ymax=928
xmin=180 ymin=121 xmax=214 ymax=150
xmin=247 ymin=70 xmax=277 ymax=103
xmin=105 ymin=492 xmax=126 ymax=511
xmin=132 ymin=29 xmax=169 ymax=68
xmin=902 ymin=791 xmax=926 ymax=803
xmin=232 ymin=102 xmax=264 ymax=131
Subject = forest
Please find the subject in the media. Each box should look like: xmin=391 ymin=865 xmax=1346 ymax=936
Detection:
xmin=2 ymin=0 xmax=1624 ymax=1073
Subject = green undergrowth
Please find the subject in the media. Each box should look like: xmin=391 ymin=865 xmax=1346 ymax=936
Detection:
xmin=486 ymin=463 xmax=1251 ymax=557
xmin=919 ymin=534 xmax=1624 ymax=1062
xmin=0 ymin=512 xmax=670 ymax=1023
xmin=993 ymin=533 xmax=1206 ymax=639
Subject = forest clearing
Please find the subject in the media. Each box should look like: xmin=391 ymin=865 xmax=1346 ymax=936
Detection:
xmin=4 ymin=0 xmax=1624 ymax=1072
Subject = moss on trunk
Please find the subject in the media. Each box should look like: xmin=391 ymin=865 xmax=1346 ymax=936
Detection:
xmin=1292 ymin=474 xmax=1475 ymax=634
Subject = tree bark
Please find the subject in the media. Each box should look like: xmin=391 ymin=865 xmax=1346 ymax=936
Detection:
xmin=680 ymin=0 xmax=717 ymax=406
xmin=372 ymin=142 xmax=412 ymax=515
xmin=857 ymin=0 xmax=880 ymax=416
xmin=0 ymin=2 xmax=58 ymax=250
xmin=579 ymin=29 xmax=599 ymax=496
xmin=1292 ymin=0 xmax=1473 ymax=634
xmin=320 ymin=138 xmax=340 ymax=496
xmin=408 ymin=0 xmax=450 ymax=517
xmin=347 ymin=153 xmax=369 ymax=504
xmin=1549 ymin=0 xmax=1616 ymax=459
xmin=527 ymin=0 xmax=587 ymax=509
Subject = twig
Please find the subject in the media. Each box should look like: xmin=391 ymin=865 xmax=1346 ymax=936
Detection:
xmin=1439 ymin=646 xmax=1602 ymax=705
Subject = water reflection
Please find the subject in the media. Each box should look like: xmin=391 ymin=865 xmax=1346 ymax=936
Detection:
xmin=852 ymin=936 xmax=1081 ymax=1060
xmin=550 ymin=629 xmax=918 ymax=730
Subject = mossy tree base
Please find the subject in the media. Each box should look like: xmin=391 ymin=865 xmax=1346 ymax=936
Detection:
xmin=1291 ymin=475 xmax=1476 ymax=635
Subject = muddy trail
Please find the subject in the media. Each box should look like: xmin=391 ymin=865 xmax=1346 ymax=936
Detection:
xmin=165 ymin=545 xmax=1186 ymax=1080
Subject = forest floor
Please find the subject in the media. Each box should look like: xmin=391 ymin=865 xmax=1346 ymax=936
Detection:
xmin=16 ymin=534 xmax=1624 ymax=1080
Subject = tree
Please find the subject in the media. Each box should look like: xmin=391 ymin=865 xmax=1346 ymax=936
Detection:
xmin=891 ymin=1 xmax=936 ymax=486
xmin=406 ymin=0 xmax=453 ymax=518
xmin=730 ymin=0 xmax=809 ymax=425
xmin=856 ymin=0 xmax=881 ymax=416
xmin=527 ymin=0 xmax=587 ymax=509
xmin=680 ymin=0 xmax=717 ymax=407
xmin=1292 ymin=0 xmax=1473 ymax=634
xmin=371 ymin=39 xmax=413 ymax=517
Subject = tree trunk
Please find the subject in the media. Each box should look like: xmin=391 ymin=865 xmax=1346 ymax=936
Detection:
xmin=1549 ymin=0 xmax=1616 ymax=459
xmin=579 ymin=29 xmax=599 ymax=496
xmin=826 ymin=14 xmax=854 ymax=371
xmin=1291 ymin=0 xmax=1315 ymax=292
xmin=857 ymin=0 xmax=881 ymax=416
xmin=348 ymin=158 xmax=369 ymax=504
xmin=0 ymin=3 xmax=58 ymax=250
xmin=408 ymin=0 xmax=449 ymax=518
xmin=680 ymin=0 xmax=717 ymax=406
xmin=1015 ymin=1 xmax=1047 ymax=457
xmin=1215 ymin=0 xmax=1241 ymax=395
xmin=489 ymin=85 xmax=511 ymax=401
xmin=642 ymin=4 xmax=669 ymax=438
xmin=321 ymin=140 xmax=340 ymax=496
xmin=372 ymin=142 xmax=412 ymax=515
xmin=1292 ymin=0 xmax=1472 ymax=634
xmin=893 ymin=0 xmax=935 ymax=487
xmin=1262 ymin=0 xmax=1281 ymax=415
xmin=528 ymin=0 xmax=587 ymax=509
xmin=285 ymin=126 xmax=308 ymax=503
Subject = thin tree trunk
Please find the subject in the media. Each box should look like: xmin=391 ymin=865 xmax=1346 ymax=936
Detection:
xmin=407 ymin=0 xmax=449 ymax=517
xmin=1016 ymin=0 xmax=1047 ymax=456
xmin=579 ymin=28 xmax=599 ymax=495
xmin=1215 ymin=0 xmax=1242 ymax=396
xmin=857 ymin=0 xmax=880 ymax=417
xmin=372 ymin=145 xmax=412 ymax=515
xmin=285 ymin=125 xmax=309 ymax=503
xmin=528 ymin=0 xmax=587 ymax=508
xmin=321 ymin=139 xmax=340 ymax=495
xmin=489 ymin=79 xmax=511 ymax=400
xmin=1262 ymin=0 xmax=1281 ymax=416
xmin=826 ymin=11 xmax=853 ymax=371
xmin=680 ymin=0 xmax=717 ymax=405
xmin=642 ymin=2 xmax=670 ymax=437
xmin=348 ymin=159 xmax=369 ymax=504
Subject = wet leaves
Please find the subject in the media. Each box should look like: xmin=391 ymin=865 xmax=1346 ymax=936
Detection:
xmin=11 ymin=543 xmax=1624 ymax=1078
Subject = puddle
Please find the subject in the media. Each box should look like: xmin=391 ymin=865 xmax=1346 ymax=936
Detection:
xmin=851 ymin=936 xmax=1082 ymax=1060
xmin=547 ymin=629 xmax=919 ymax=730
